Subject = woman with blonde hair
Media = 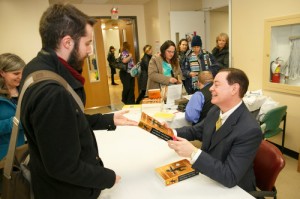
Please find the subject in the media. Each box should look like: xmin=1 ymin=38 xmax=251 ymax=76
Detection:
xmin=0 ymin=53 xmax=26 ymax=192
xmin=212 ymin=32 xmax=229 ymax=68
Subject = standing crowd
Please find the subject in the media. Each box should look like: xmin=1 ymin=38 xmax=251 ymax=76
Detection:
xmin=0 ymin=3 xmax=263 ymax=199
xmin=107 ymin=32 xmax=230 ymax=104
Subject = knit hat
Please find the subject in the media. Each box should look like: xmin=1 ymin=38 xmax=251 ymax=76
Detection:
xmin=191 ymin=35 xmax=202 ymax=47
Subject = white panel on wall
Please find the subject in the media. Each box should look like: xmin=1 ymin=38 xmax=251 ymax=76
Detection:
xmin=170 ymin=11 xmax=205 ymax=47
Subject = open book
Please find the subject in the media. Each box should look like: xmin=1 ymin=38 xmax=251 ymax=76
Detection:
xmin=155 ymin=159 xmax=199 ymax=186
xmin=138 ymin=112 xmax=174 ymax=141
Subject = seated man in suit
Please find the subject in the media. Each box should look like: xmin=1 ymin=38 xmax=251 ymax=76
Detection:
xmin=185 ymin=71 xmax=214 ymax=125
xmin=168 ymin=68 xmax=262 ymax=193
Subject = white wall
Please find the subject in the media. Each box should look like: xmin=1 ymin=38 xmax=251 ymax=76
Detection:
xmin=209 ymin=11 xmax=229 ymax=51
xmin=158 ymin=0 xmax=171 ymax=45
xmin=144 ymin=0 xmax=160 ymax=53
xmin=0 ymin=0 xmax=49 ymax=63
xmin=144 ymin=0 xmax=203 ymax=51
xmin=202 ymin=1 xmax=229 ymax=52
xmin=232 ymin=0 xmax=300 ymax=152
xmin=170 ymin=0 xmax=202 ymax=11
xmin=202 ymin=0 xmax=228 ymax=10
xmin=74 ymin=4 xmax=146 ymax=57
xmin=170 ymin=11 xmax=205 ymax=47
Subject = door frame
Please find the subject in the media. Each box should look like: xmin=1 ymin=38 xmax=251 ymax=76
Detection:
xmin=94 ymin=16 xmax=140 ymax=62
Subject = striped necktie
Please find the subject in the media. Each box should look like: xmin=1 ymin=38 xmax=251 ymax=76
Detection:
xmin=215 ymin=116 xmax=222 ymax=131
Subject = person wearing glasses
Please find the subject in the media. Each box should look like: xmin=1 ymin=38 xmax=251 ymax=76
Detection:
xmin=147 ymin=40 xmax=183 ymax=91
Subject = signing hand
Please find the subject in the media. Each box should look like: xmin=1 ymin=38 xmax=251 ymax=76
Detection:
xmin=113 ymin=110 xmax=138 ymax=126
xmin=167 ymin=137 xmax=197 ymax=158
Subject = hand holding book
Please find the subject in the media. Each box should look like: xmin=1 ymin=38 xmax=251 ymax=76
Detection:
xmin=168 ymin=137 xmax=198 ymax=158
xmin=138 ymin=112 xmax=198 ymax=186
xmin=138 ymin=112 xmax=176 ymax=141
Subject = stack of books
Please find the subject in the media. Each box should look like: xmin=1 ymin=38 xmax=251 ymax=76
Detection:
xmin=141 ymin=98 xmax=162 ymax=113
xmin=147 ymin=89 xmax=161 ymax=99
xmin=155 ymin=159 xmax=199 ymax=186
xmin=137 ymin=113 xmax=198 ymax=186
xmin=141 ymin=98 xmax=163 ymax=104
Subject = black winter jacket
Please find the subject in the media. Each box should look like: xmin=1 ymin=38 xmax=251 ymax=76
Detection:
xmin=212 ymin=47 xmax=229 ymax=68
xmin=19 ymin=49 xmax=116 ymax=199
xmin=138 ymin=53 xmax=152 ymax=90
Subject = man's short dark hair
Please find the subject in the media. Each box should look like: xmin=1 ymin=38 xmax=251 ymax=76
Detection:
xmin=198 ymin=71 xmax=213 ymax=84
xmin=39 ymin=3 xmax=96 ymax=50
xmin=221 ymin=68 xmax=249 ymax=98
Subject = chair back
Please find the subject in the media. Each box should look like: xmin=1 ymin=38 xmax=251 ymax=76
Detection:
xmin=260 ymin=105 xmax=287 ymax=136
xmin=253 ymin=140 xmax=285 ymax=191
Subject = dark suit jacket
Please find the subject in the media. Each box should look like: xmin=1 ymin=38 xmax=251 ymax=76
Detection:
xmin=176 ymin=103 xmax=262 ymax=192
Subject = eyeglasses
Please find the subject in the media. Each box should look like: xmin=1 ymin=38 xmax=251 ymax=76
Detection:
xmin=166 ymin=50 xmax=175 ymax=54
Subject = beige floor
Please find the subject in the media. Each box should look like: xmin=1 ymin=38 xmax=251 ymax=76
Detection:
xmin=86 ymin=77 xmax=300 ymax=199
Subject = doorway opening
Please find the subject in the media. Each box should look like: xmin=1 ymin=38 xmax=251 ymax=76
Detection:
xmin=95 ymin=16 xmax=140 ymax=109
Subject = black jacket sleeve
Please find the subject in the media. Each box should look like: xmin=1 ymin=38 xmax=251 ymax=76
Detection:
xmin=85 ymin=113 xmax=116 ymax=131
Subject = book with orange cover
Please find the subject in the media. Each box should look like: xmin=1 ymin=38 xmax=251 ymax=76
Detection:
xmin=148 ymin=89 xmax=161 ymax=99
xmin=141 ymin=97 xmax=162 ymax=104
xmin=155 ymin=159 xmax=199 ymax=186
xmin=138 ymin=112 xmax=174 ymax=141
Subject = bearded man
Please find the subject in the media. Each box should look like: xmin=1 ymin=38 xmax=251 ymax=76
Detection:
xmin=19 ymin=4 xmax=137 ymax=199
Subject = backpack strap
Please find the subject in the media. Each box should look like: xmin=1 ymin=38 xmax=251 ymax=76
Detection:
xmin=4 ymin=70 xmax=84 ymax=179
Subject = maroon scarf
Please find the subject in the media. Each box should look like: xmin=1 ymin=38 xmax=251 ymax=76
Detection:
xmin=58 ymin=57 xmax=85 ymax=85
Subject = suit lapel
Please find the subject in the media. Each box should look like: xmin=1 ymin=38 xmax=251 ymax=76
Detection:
xmin=202 ymin=108 xmax=219 ymax=151
xmin=208 ymin=103 xmax=246 ymax=151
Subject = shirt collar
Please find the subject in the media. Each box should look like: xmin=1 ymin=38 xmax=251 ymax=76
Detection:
xmin=219 ymin=101 xmax=242 ymax=124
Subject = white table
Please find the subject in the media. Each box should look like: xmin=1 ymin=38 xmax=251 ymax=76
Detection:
xmin=95 ymin=126 xmax=254 ymax=199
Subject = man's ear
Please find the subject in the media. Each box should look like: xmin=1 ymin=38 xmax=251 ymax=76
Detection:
xmin=61 ymin=35 xmax=73 ymax=50
xmin=231 ymin=83 xmax=240 ymax=96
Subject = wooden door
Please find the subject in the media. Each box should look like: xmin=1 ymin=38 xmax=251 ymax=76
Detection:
xmin=82 ymin=19 xmax=111 ymax=109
